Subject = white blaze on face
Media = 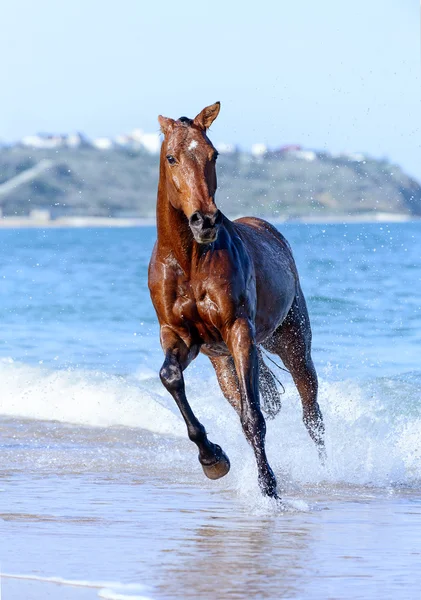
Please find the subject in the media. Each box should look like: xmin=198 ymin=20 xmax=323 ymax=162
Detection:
xmin=188 ymin=140 xmax=198 ymax=152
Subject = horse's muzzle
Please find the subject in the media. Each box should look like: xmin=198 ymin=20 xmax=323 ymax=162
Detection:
xmin=189 ymin=210 xmax=222 ymax=244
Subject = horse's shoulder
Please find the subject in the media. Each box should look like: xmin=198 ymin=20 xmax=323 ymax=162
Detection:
xmin=148 ymin=249 xmax=185 ymax=296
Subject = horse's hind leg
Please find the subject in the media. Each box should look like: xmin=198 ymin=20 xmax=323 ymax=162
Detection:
xmin=257 ymin=348 xmax=282 ymax=419
xmin=210 ymin=350 xmax=281 ymax=419
xmin=209 ymin=355 xmax=241 ymax=416
xmin=264 ymin=287 xmax=326 ymax=461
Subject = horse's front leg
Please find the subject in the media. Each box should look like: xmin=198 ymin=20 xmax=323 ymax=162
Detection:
xmin=225 ymin=318 xmax=278 ymax=498
xmin=159 ymin=327 xmax=230 ymax=480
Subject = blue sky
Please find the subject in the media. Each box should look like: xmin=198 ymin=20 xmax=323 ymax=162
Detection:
xmin=2 ymin=0 xmax=420 ymax=178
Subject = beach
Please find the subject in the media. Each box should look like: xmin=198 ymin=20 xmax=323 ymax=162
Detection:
xmin=2 ymin=413 xmax=421 ymax=599
xmin=1 ymin=223 xmax=421 ymax=599
xmin=0 ymin=212 xmax=416 ymax=229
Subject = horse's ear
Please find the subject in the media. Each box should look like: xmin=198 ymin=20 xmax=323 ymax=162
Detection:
xmin=193 ymin=102 xmax=221 ymax=130
xmin=158 ymin=115 xmax=175 ymax=135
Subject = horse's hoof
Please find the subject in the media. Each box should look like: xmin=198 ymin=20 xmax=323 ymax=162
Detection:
xmin=199 ymin=445 xmax=230 ymax=480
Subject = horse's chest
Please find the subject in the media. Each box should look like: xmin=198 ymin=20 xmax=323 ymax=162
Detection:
xmin=172 ymin=278 xmax=222 ymax=343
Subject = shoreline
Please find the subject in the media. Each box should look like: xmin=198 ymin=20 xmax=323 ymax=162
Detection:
xmin=0 ymin=212 xmax=418 ymax=229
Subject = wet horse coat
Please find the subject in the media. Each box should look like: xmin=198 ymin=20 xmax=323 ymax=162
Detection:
xmin=148 ymin=102 xmax=325 ymax=497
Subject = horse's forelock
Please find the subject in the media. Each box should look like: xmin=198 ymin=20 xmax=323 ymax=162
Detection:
xmin=178 ymin=116 xmax=193 ymax=126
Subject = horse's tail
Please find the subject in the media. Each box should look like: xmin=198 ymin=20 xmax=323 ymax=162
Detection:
xmin=257 ymin=347 xmax=284 ymax=419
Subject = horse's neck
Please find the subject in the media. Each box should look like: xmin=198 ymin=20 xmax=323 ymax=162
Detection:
xmin=156 ymin=166 xmax=195 ymax=273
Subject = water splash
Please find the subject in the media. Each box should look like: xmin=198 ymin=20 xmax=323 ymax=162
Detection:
xmin=1 ymin=358 xmax=421 ymax=493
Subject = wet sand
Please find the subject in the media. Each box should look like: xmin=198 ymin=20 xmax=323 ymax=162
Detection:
xmin=2 ymin=417 xmax=421 ymax=600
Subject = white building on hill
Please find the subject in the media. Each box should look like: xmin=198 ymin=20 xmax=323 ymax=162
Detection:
xmin=251 ymin=143 xmax=267 ymax=157
xmin=215 ymin=142 xmax=236 ymax=154
xmin=92 ymin=137 xmax=113 ymax=150
xmin=130 ymin=129 xmax=161 ymax=154
xmin=20 ymin=133 xmax=87 ymax=149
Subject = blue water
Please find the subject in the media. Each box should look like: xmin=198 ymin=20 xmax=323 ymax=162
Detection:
xmin=1 ymin=222 xmax=421 ymax=600
xmin=1 ymin=223 xmax=420 ymax=377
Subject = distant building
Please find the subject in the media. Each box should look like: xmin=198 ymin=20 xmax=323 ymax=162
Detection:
xmin=215 ymin=142 xmax=236 ymax=154
xmin=130 ymin=129 xmax=161 ymax=154
xmin=291 ymin=150 xmax=316 ymax=161
xmin=21 ymin=134 xmax=62 ymax=149
xmin=65 ymin=133 xmax=85 ymax=148
xmin=92 ymin=137 xmax=113 ymax=150
xmin=278 ymin=144 xmax=302 ymax=153
xmin=18 ymin=129 xmax=163 ymax=153
xmin=140 ymin=132 xmax=161 ymax=154
xmin=270 ymin=145 xmax=316 ymax=161
xmin=20 ymin=132 xmax=88 ymax=149
xmin=114 ymin=134 xmax=131 ymax=147
xmin=251 ymin=143 xmax=267 ymax=157
xmin=29 ymin=208 xmax=51 ymax=221
xmin=342 ymin=152 xmax=365 ymax=162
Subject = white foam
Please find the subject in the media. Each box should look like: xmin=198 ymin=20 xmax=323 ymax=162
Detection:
xmin=2 ymin=573 xmax=154 ymax=599
xmin=98 ymin=590 xmax=152 ymax=600
xmin=0 ymin=358 xmax=184 ymax=436
xmin=1 ymin=358 xmax=421 ymax=492
xmin=185 ymin=370 xmax=421 ymax=492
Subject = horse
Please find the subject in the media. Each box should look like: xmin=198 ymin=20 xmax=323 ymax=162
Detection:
xmin=148 ymin=102 xmax=325 ymax=498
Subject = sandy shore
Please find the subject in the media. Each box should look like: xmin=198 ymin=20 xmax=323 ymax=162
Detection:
xmin=0 ymin=212 xmax=416 ymax=228
xmin=0 ymin=216 xmax=156 ymax=228
xmin=2 ymin=429 xmax=421 ymax=600
xmin=2 ymin=397 xmax=421 ymax=600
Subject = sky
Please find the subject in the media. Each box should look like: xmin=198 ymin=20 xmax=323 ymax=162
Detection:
xmin=2 ymin=0 xmax=420 ymax=179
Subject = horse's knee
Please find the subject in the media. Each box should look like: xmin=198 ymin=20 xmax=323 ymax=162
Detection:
xmin=159 ymin=360 xmax=182 ymax=393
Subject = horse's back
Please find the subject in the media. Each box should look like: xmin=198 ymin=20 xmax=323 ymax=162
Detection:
xmin=232 ymin=216 xmax=298 ymax=340
xmin=233 ymin=216 xmax=297 ymax=277
xmin=234 ymin=217 xmax=293 ymax=257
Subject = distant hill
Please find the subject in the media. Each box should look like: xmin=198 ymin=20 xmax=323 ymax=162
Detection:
xmin=0 ymin=146 xmax=420 ymax=219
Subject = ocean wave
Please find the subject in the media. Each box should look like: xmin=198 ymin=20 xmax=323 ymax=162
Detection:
xmin=0 ymin=357 xmax=184 ymax=436
xmin=1 ymin=358 xmax=421 ymax=491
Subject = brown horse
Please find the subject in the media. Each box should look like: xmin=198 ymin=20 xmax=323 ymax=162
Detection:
xmin=148 ymin=102 xmax=325 ymax=498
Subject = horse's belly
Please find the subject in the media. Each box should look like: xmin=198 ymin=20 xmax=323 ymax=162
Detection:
xmin=233 ymin=218 xmax=298 ymax=342
xmin=200 ymin=342 xmax=230 ymax=357
xmin=254 ymin=267 xmax=296 ymax=342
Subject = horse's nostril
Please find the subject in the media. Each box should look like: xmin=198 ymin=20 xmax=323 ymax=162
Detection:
xmin=190 ymin=212 xmax=202 ymax=225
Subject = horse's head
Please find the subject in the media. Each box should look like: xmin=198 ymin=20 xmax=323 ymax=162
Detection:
xmin=158 ymin=102 xmax=222 ymax=244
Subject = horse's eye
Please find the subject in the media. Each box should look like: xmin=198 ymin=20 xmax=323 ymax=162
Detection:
xmin=166 ymin=155 xmax=176 ymax=165
xmin=213 ymin=151 xmax=219 ymax=161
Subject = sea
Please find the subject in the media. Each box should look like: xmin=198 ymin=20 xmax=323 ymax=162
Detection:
xmin=1 ymin=222 xmax=420 ymax=600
